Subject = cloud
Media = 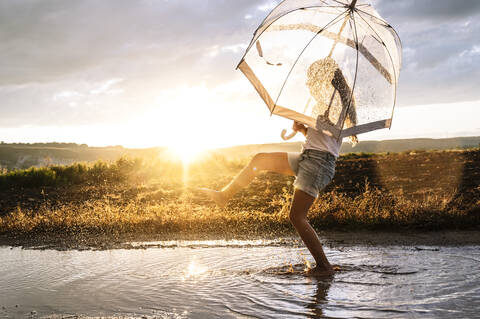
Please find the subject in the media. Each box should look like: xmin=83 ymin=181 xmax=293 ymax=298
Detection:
xmin=89 ymin=78 xmax=124 ymax=95
xmin=375 ymin=0 xmax=480 ymax=22
xmin=370 ymin=0 xmax=480 ymax=105
xmin=0 ymin=0 xmax=479 ymax=134
xmin=258 ymin=1 xmax=279 ymax=12
xmin=0 ymin=0 xmax=262 ymax=86
xmin=0 ymin=0 xmax=267 ymax=128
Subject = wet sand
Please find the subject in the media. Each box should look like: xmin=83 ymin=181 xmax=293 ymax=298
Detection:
xmin=1 ymin=230 xmax=479 ymax=251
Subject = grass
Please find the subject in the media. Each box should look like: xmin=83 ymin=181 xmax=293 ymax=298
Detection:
xmin=0 ymin=149 xmax=479 ymax=246
xmin=0 ymin=157 xmax=183 ymax=189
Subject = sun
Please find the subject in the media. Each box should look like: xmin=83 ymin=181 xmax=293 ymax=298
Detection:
xmin=168 ymin=144 xmax=204 ymax=164
xmin=126 ymin=85 xmax=248 ymax=158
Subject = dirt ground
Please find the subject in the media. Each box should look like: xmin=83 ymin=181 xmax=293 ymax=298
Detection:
xmin=1 ymin=149 xmax=478 ymax=214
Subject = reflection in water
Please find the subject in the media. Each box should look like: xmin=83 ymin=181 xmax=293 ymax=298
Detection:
xmin=307 ymin=278 xmax=333 ymax=318
xmin=182 ymin=259 xmax=208 ymax=281
xmin=0 ymin=241 xmax=479 ymax=318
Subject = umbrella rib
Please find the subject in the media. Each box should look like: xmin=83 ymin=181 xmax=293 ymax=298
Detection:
xmin=253 ymin=0 xmax=294 ymax=37
xmin=330 ymin=0 xmax=368 ymax=8
xmin=337 ymin=10 xmax=360 ymax=141
xmin=330 ymin=0 xmax=350 ymax=7
xmin=265 ymin=22 xmax=393 ymax=84
xmin=355 ymin=6 xmax=404 ymax=49
xmin=355 ymin=11 xmax=400 ymax=124
xmin=355 ymin=12 xmax=398 ymax=79
xmin=355 ymin=8 xmax=403 ymax=66
xmin=271 ymin=9 xmax=350 ymax=115
xmin=355 ymin=21 xmax=385 ymax=52
xmin=354 ymin=7 xmax=390 ymax=27
xmin=238 ymin=4 xmax=347 ymax=65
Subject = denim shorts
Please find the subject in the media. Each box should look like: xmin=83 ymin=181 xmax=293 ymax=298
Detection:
xmin=287 ymin=149 xmax=336 ymax=198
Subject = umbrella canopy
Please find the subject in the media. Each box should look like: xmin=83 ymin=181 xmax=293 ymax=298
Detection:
xmin=237 ymin=0 xmax=402 ymax=140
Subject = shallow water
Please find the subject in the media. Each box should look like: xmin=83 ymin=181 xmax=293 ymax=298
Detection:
xmin=0 ymin=240 xmax=479 ymax=319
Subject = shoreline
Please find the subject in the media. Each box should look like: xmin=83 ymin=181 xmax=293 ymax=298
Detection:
xmin=1 ymin=230 xmax=479 ymax=251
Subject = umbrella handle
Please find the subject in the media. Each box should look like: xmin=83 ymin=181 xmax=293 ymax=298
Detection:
xmin=281 ymin=129 xmax=297 ymax=141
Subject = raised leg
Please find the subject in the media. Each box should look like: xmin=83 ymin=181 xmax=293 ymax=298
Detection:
xmin=200 ymin=152 xmax=294 ymax=207
xmin=289 ymin=189 xmax=333 ymax=276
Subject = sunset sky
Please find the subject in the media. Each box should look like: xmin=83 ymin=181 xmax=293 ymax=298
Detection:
xmin=1 ymin=0 xmax=479 ymax=150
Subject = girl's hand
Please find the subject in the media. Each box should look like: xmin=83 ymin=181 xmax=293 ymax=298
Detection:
xmin=349 ymin=135 xmax=359 ymax=146
xmin=292 ymin=121 xmax=307 ymax=137
xmin=292 ymin=121 xmax=305 ymax=132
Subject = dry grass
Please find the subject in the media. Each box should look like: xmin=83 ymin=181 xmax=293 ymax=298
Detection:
xmin=0 ymin=149 xmax=479 ymax=247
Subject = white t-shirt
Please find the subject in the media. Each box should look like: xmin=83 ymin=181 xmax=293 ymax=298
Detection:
xmin=302 ymin=127 xmax=342 ymax=158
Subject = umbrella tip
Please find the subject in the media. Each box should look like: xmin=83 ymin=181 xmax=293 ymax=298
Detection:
xmin=349 ymin=0 xmax=357 ymax=9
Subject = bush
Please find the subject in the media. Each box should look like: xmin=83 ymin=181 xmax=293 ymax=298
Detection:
xmin=0 ymin=157 xmax=146 ymax=189
xmin=0 ymin=167 xmax=57 ymax=189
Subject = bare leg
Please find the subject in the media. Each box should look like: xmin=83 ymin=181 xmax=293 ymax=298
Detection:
xmin=199 ymin=152 xmax=294 ymax=207
xmin=289 ymin=189 xmax=334 ymax=277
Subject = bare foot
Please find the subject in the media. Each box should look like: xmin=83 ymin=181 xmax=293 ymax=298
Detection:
xmin=306 ymin=266 xmax=335 ymax=278
xmin=198 ymin=188 xmax=228 ymax=208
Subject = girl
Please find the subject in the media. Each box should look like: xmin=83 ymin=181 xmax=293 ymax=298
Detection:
xmin=201 ymin=57 xmax=357 ymax=276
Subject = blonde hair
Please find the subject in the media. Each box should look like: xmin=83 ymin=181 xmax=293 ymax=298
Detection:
xmin=306 ymin=57 xmax=358 ymax=144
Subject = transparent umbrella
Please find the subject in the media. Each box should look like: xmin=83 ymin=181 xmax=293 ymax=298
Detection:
xmin=237 ymin=0 xmax=402 ymax=141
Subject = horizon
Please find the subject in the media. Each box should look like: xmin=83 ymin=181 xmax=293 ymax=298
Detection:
xmin=2 ymin=133 xmax=479 ymax=151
